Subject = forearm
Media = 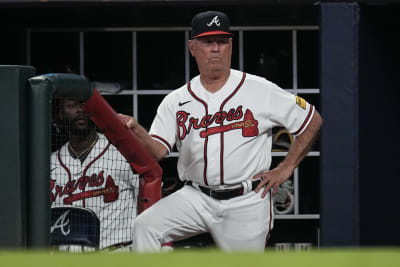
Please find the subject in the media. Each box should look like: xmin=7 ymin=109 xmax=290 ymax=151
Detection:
xmin=254 ymin=111 xmax=322 ymax=198
xmin=279 ymin=111 xmax=323 ymax=173
xmin=131 ymin=123 xmax=167 ymax=161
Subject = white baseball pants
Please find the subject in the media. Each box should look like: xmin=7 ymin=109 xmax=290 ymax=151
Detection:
xmin=133 ymin=184 xmax=273 ymax=252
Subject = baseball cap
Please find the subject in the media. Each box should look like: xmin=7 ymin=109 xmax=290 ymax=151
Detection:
xmin=191 ymin=11 xmax=233 ymax=39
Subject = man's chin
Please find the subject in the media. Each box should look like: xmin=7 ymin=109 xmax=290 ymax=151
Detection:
xmin=208 ymin=59 xmax=223 ymax=66
xmin=69 ymin=121 xmax=95 ymax=135
xmin=75 ymin=121 xmax=89 ymax=128
xmin=208 ymin=65 xmax=226 ymax=74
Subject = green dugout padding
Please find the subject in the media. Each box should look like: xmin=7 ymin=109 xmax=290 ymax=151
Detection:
xmin=26 ymin=75 xmax=53 ymax=248
xmin=27 ymin=73 xmax=91 ymax=248
xmin=0 ymin=65 xmax=35 ymax=247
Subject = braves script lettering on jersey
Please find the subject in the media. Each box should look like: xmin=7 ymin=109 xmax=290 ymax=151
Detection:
xmin=151 ymin=69 xmax=313 ymax=186
xmin=51 ymin=133 xmax=139 ymax=249
xmin=132 ymin=69 xmax=314 ymax=251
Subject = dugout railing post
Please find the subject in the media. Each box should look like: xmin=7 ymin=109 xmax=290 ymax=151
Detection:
xmin=320 ymin=3 xmax=360 ymax=246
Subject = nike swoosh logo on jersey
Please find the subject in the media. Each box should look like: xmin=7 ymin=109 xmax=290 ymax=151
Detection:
xmin=179 ymin=100 xmax=191 ymax=106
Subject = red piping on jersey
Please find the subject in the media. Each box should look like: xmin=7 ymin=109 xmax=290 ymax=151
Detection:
xmin=82 ymin=141 xmax=111 ymax=177
xmin=58 ymin=149 xmax=72 ymax=183
xmin=218 ymin=72 xmax=246 ymax=184
xmin=293 ymin=105 xmax=314 ymax=136
xmin=151 ymin=134 xmax=172 ymax=152
xmin=187 ymin=81 xmax=209 ymax=186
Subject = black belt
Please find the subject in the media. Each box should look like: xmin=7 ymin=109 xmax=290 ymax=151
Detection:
xmin=103 ymin=241 xmax=132 ymax=251
xmin=186 ymin=179 xmax=262 ymax=200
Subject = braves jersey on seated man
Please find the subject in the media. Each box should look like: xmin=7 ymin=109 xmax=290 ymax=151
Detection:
xmin=50 ymin=133 xmax=139 ymax=249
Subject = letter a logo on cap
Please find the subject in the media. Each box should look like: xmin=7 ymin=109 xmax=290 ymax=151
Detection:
xmin=207 ymin=16 xmax=221 ymax=27
xmin=191 ymin=11 xmax=232 ymax=39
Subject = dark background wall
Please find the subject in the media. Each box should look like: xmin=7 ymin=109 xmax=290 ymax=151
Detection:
xmin=0 ymin=2 xmax=317 ymax=68
xmin=359 ymin=5 xmax=400 ymax=246
xmin=320 ymin=2 xmax=400 ymax=246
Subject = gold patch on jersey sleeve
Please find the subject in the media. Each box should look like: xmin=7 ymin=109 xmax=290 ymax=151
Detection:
xmin=296 ymin=96 xmax=307 ymax=110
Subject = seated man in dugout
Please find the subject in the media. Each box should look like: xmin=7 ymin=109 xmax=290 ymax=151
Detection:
xmin=50 ymin=96 xmax=139 ymax=252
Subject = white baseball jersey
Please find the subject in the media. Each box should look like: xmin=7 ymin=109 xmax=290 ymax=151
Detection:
xmin=134 ymin=69 xmax=315 ymax=252
xmin=50 ymin=133 xmax=139 ymax=249
xmin=150 ymin=69 xmax=314 ymax=186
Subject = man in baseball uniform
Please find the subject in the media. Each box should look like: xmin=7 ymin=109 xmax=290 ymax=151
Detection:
xmin=51 ymin=97 xmax=139 ymax=251
xmin=122 ymin=10 xmax=322 ymax=252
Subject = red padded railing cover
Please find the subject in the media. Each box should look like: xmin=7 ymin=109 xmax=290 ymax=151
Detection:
xmin=83 ymin=89 xmax=162 ymax=212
